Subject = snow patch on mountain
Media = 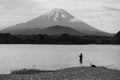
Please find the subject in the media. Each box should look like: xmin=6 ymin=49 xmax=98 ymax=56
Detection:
xmin=44 ymin=8 xmax=75 ymax=22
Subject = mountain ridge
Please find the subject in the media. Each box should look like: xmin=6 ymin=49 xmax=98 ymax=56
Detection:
xmin=1 ymin=8 xmax=113 ymax=36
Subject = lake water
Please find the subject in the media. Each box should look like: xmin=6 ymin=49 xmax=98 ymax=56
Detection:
xmin=0 ymin=45 xmax=120 ymax=74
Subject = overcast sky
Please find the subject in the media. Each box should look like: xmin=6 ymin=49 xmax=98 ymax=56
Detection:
xmin=0 ymin=0 xmax=120 ymax=33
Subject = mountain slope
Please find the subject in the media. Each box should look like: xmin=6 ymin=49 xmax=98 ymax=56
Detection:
xmin=1 ymin=8 xmax=112 ymax=36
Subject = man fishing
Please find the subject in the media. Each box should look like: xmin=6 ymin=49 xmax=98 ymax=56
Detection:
xmin=79 ymin=53 xmax=83 ymax=64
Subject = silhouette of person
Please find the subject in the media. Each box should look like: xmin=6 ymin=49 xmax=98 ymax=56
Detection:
xmin=79 ymin=53 xmax=83 ymax=64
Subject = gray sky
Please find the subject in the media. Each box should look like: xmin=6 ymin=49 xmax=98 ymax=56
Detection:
xmin=0 ymin=0 xmax=120 ymax=33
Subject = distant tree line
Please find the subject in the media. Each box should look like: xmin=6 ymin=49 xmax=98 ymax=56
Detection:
xmin=0 ymin=32 xmax=119 ymax=44
xmin=113 ymin=31 xmax=120 ymax=44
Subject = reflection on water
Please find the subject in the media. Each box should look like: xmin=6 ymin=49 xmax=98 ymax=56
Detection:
xmin=0 ymin=45 xmax=120 ymax=73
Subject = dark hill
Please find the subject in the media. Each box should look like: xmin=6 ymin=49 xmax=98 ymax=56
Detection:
xmin=0 ymin=25 xmax=85 ymax=36
xmin=39 ymin=25 xmax=85 ymax=36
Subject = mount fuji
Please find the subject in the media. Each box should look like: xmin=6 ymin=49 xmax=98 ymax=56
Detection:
xmin=1 ymin=8 xmax=112 ymax=36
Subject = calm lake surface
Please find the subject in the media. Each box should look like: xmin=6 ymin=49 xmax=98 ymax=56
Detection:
xmin=0 ymin=45 xmax=120 ymax=74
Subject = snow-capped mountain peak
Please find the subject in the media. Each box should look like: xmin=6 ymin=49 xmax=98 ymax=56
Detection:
xmin=1 ymin=8 xmax=112 ymax=36
xmin=45 ymin=8 xmax=75 ymax=21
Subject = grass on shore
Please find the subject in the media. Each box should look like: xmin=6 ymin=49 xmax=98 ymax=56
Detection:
xmin=0 ymin=66 xmax=120 ymax=80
